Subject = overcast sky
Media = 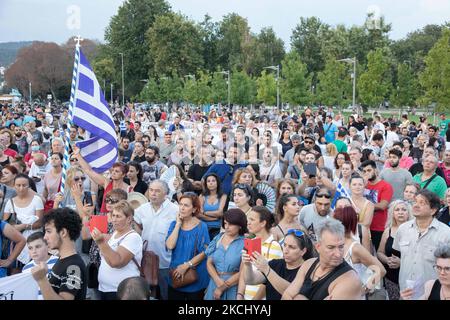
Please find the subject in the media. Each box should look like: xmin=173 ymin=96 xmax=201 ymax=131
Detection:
xmin=1 ymin=0 xmax=449 ymax=47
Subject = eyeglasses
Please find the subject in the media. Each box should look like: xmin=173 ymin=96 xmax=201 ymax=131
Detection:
xmin=434 ymin=265 xmax=450 ymax=274
xmin=287 ymin=229 xmax=305 ymax=237
xmin=105 ymin=197 xmax=120 ymax=205
xmin=304 ymin=140 xmax=314 ymax=144
xmin=316 ymin=193 xmax=331 ymax=199
xmin=73 ymin=176 xmax=86 ymax=182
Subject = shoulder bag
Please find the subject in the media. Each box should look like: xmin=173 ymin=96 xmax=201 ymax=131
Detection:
xmin=169 ymin=228 xmax=199 ymax=289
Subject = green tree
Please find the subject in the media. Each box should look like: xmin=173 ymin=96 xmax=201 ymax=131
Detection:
xmin=209 ymin=69 xmax=228 ymax=104
xmin=256 ymin=70 xmax=276 ymax=105
xmin=160 ymin=72 xmax=183 ymax=103
xmin=358 ymin=48 xmax=392 ymax=107
xmin=246 ymin=27 xmax=285 ymax=76
xmin=92 ymin=57 xmax=116 ymax=91
xmin=390 ymin=63 xmax=418 ymax=108
xmin=147 ymin=13 xmax=204 ymax=77
xmin=199 ymin=14 xmax=220 ymax=73
xmin=104 ymin=0 xmax=171 ymax=98
xmin=419 ymin=28 xmax=450 ymax=111
xmin=196 ymin=71 xmax=212 ymax=105
xmin=182 ymin=76 xmax=198 ymax=105
xmin=280 ymin=51 xmax=311 ymax=105
xmin=217 ymin=13 xmax=253 ymax=72
xmin=139 ymin=78 xmax=159 ymax=102
xmin=231 ymin=69 xmax=256 ymax=106
xmin=317 ymin=59 xmax=352 ymax=107
xmin=291 ymin=17 xmax=330 ymax=78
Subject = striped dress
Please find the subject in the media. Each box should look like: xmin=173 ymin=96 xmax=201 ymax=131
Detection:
xmin=244 ymin=235 xmax=283 ymax=300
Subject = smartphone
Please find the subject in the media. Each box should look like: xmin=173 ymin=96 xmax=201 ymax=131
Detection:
xmin=304 ymin=163 xmax=317 ymax=177
xmin=83 ymin=191 xmax=93 ymax=206
xmin=244 ymin=237 xmax=262 ymax=257
xmin=89 ymin=215 xmax=108 ymax=234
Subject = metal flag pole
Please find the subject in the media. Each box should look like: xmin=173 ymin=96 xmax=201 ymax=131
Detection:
xmin=60 ymin=36 xmax=83 ymax=201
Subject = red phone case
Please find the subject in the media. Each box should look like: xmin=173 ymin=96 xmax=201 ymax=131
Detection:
xmin=244 ymin=237 xmax=262 ymax=257
xmin=89 ymin=215 xmax=108 ymax=234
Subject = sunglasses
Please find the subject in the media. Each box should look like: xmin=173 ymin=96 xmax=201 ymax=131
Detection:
xmin=287 ymin=229 xmax=305 ymax=237
xmin=304 ymin=140 xmax=314 ymax=144
xmin=316 ymin=193 xmax=331 ymax=199
xmin=73 ymin=176 xmax=86 ymax=182
xmin=105 ymin=197 xmax=120 ymax=205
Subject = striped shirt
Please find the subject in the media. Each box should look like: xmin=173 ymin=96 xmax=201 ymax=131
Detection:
xmin=244 ymin=235 xmax=283 ymax=300
xmin=22 ymin=255 xmax=59 ymax=300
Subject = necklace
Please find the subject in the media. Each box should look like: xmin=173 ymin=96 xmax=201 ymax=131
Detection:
xmin=441 ymin=287 xmax=450 ymax=300
xmin=311 ymin=262 xmax=332 ymax=282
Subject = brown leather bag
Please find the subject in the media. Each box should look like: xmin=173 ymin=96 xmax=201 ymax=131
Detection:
xmin=169 ymin=267 xmax=198 ymax=289
xmin=132 ymin=240 xmax=159 ymax=287
xmin=169 ymin=231 xmax=199 ymax=289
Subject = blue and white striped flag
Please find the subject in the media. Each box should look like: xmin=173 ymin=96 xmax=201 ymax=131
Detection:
xmin=73 ymin=50 xmax=118 ymax=173
xmin=331 ymin=180 xmax=351 ymax=210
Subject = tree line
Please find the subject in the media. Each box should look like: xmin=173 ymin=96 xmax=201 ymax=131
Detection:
xmin=4 ymin=0 xmax=450 ymax=110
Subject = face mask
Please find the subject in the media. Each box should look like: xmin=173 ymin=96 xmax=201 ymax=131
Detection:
xmin=31 ymin=146 xmax=40 ymax=152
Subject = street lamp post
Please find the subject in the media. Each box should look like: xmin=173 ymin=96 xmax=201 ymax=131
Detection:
xmin=110 ymin=83 xmax=113 ymax=105
xmin=219 ymin=70 xmax=230 ymax=111
xmin=119 ymin=52 xmax=125 ymax=106
xmin=29 ymin=82 xmax=32 ymax=104
xmin=338 ymin=57 xmax=357 ymax=115
xmin=264 ymin=65 xmax=280 ymax=111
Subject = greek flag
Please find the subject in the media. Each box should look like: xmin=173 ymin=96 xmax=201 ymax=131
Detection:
xmin=331 ymin=180 xmax=351 ymax=210
xmin=73 ymin=50 xmax=118 ymax=173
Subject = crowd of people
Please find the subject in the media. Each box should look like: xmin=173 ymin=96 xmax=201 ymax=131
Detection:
xmin=0 ymin=101 xmax=449 ymax=301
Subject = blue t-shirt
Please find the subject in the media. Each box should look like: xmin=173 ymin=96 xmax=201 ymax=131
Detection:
xmin=166 ymin=221 xmax=210 ymax=292
xmin=324 ymin=123 xmax=338 ymax=143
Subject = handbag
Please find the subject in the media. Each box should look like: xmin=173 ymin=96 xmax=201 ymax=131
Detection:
xmin=169 ymin=231 xmax=199 ymax=289
xmin=130 ymin=240 xmax=160 ymax=287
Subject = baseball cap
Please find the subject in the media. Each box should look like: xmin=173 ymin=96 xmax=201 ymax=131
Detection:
xmin=304 ymin=134 xmax=315 ymax=142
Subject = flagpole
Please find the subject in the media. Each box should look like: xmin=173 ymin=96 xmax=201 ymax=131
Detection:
xmin=60 ymin=36 xmax=83 ymax=201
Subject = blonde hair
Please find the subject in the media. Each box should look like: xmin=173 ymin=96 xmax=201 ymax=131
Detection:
xmin=232 ymin=167 xmax=257 ymax=188
xmin=67 ymin=166 xmax=85 ymax=188
xmin=386 ymin=200 xmax=413 ymax=229
xmin=112 ymin=200 xmax=134 ymax=218
xmin=326 ymin=143 xmax=338 ymax=157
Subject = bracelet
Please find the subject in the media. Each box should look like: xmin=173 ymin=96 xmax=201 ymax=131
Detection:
xmin=264 ymin=268 xmax=271 ymax=279
xmin=187 ymin=260 xmax=193 ymax=268
xmin=237 ymin=293 xmax=245 ymax=298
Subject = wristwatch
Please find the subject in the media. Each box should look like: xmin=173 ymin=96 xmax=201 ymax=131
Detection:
xmin=187 ymin=260 xmax=193 ymax=268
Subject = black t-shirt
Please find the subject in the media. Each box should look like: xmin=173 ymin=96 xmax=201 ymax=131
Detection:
xmin=48 ymin=254 xmax=87 ymax=300
xmin=410 ymin=147 xmax=424 ymax=163
xmin=265 ymin=259 xmax=300 ymax=300
xmin=437 ymin=207 xmax=450 ymax=227
xmin=124 ymin=178 xmax=148 ymax=195
xmin=188 ymin=164 xmax=211 ymax=181
xmin=351 ymin=121 xmax=366 ymax=131
xmin=133 ymin=154 xmax=146 ymax=163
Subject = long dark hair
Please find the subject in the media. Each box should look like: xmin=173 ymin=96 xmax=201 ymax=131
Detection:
xmin=202 ymin=173 xmax=223 ymax=197
xmin=128 ymin=161 xmax=144 ymax=180
xmin=275 ymin=194 xmax=298 ymax=223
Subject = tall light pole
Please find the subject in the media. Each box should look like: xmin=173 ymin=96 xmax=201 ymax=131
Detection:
xmin=119 ymin=52 xmax=125 ymax=106
xmin=110 ymin=83 xmax=113 ymax=105
xmin=219 ymin=70 xmax=230 ymax=110
xmin=338 ymin=57 xmax=357 ymax=115
xmin=264 ymin=65 xmax=280 ymax=110
xmin=29 ymin=82 xmax=32 ymax=104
